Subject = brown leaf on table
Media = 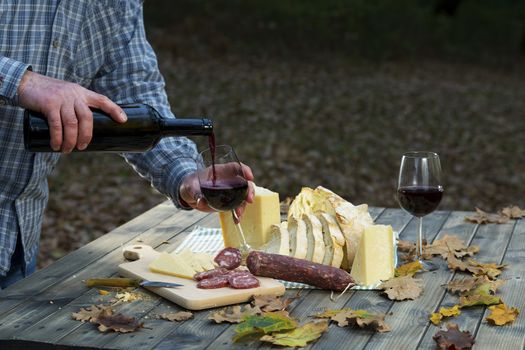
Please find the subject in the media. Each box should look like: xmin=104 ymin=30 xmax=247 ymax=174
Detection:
xmin=397 ymin=240 xmax=416 ymax=253
xmin=260 ymin=320 xmax=329 ymax=347
xmin=380 ymin=276 xmax=423 ymax=301
xmin=465 ymin=259 xmax=507 ymax=279
xmin=433 ymin=323 xmax=475 ymax=350
xmin=447 ymin=253 xmax=470 ymax=272
xmin=209 ymin=304 xmax=262 ymax=324
xmin=424 ymin=235 xmax=479 ymax=260
xmin=459 ymin=293 xmax=502 ymax=308
xmin=485 ymin=303 xmax=520 ymax=326
xmin=159 ymin=311 xmax=193 ymax=322
xmin=500 ymin=205 xmax=525 ymax=219
xmin=395 ymin=261 xmax=423 ymax=277
xmin=446 ymin=276 xmax=485 ymax=294
xmin=71 ymin=305 xmax=109 ymax=322
xmin=93 ymin=308 xmax=144 ymax=333
xmin=454 ymin=246 xmax=480 ymax=258
xmin=465 ymin=208 xmax=509 ymax=224
xmin=251 ymin=293 xmax=299 ymax=312
xmin=316 ymin=308 xmax=391 ymax=332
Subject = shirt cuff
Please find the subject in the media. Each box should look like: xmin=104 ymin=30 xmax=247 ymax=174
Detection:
xmin=0 ymin=56 xmax=31 ymax=106
xmin=165 ymin=157 xmax=198 ymax=210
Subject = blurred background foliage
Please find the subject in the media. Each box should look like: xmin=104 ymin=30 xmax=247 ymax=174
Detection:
xmin=41 ymin=0 xmax=525 ymax=267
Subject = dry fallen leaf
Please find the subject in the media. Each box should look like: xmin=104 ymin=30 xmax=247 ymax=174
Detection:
xmin=380 ymin=276 xmax=423 ymax=301
xmin=500 ymin=205 xmax=525 ymax=219
xmin=315 ymin=308 xmax=391 ymax=333
xmin=251 ymin=293 xmax=299 ymax=312
xmin=433 ymin=323 xmax=475 ymax=350
xmin=233 ymin=311 xmax=297 ymax=342
xmin=429 ymin=305 xmax=461 ymax=326
xmin=397 ymin=240 xmax=416 ymax=253
xmin=485 ymin=303 xmax=520 ymax=326
xmin=209 ymin=304 xmax=262 ymax=324
xmin=115 ymin=291 xmax=141 ymax=303
xmin=395 ymin=261 xmax=423 ymax=277
xmin=159 ymin=311 xmax=193 ymax=322
xmin=72 ymin=305 xmax=109 ymax=322
xmin=446 ymin=277 xmax=485 ymax=294
xmin=424 ymin=235 xmax=479 ymax=260
xmin=94 ymin=308 xmax=144 ymax=333
xmin=260 ymin=320 xmax=328 ymax=347
xmin=465 ymin=208 xmax=509 ymax=224
xmin=429 ymin=312 xmax=443 ymax=325
xmin=459 ymin=293 xmax=502 ymax=308
xmin=465 ymin=259 xmax=507 ymax=279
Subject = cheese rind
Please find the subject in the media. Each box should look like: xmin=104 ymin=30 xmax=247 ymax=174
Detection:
xmin=350 ymin=225 xmax=395 ymax=286
xmin=219 ymin=185 xmax=281 ymax=249
xmin=149 ymin=252 xmax=196 ymax=279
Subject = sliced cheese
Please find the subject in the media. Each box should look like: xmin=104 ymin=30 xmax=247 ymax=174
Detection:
xmin=350 ymin=224 xmax=395 ymax=286
xmin=303 ymin=213 xmax=325 ymax=263
xmin=288 ymin=217 xmax=307 ymax=260
xmin=149 ymin=252 xmax=196 ymax=279
xmin=194 ymin=252 xmax=216 ymax=271
xmin=262 ymin=222 xmax=290 ymax=256
xmin=317 ymin=212 xmax=345 ymax=268
xmin=219 ymin=185 xmax=281 ymax=249
xmin=177 ymin=249 xmax=204 ymax=273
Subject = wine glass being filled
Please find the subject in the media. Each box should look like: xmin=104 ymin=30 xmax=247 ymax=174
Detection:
xmin=197 ymin=144 xmax=251 ymax=253
xmin=397 ymin=151 xmax=444 ymax=269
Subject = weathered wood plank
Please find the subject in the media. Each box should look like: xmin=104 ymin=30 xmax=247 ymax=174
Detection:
xmin=471 ymin=218 xmax=525 ymax=349
xmin=0 ymin=209 xmax=210 ymax=346
xmin=416 ymin=219 xmax=516 ymax=349
xmin=306 ymin=210 xmax=450 ymax=350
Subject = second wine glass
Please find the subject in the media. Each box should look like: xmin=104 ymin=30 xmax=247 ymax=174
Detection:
xmin=397 ymin=151 xmax=444 ymax=269
xmin=197 ymin=145 xmax=251 ymax=253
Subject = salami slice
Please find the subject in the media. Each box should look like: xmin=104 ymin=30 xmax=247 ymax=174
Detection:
xmin=214 ymin=247 xmax=242 ymax=270
xmin=247 ymin=251 xmax=354 ymax=292
xmin=196 ymin=275 xmax=230 ymax=289
xmin=229 ymin=274 xmax=260 ymax=289
xmin=193 ymin=268 xmax=229 ymax=281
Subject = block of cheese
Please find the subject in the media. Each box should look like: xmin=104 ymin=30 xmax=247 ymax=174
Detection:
xmin=350 ymin=224 xmax=395 ymax=286
xmin=149 ymin=252 xmax=196 ymax=279
xmin=219 ymin=185 xmax=281 ymax=249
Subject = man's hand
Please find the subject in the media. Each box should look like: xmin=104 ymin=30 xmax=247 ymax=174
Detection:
xmin=17 ymin=71 xmax=127 ymax=152
xmin=179 ymin=163 xmax=255 ymax=222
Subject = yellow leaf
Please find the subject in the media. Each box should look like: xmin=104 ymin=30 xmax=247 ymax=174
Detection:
xmin=486 ymin=304 xmax=520 ymax=326
xmin=440 ymin=305 xmax=461 ymax=317
xmin=429 ymin=313 xmax=443 ymax=325
xmin=395 ymin=261 xmax=423 ymax=277
xmin=260 ymin=320 xmax=328 ymax=347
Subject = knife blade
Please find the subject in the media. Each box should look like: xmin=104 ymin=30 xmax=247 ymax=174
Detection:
xmin=139 ymin=280 xmax=184 ymax=288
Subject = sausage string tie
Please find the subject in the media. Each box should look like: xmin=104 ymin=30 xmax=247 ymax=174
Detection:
xmin=330 ymin=281 xmax=354 ymax=302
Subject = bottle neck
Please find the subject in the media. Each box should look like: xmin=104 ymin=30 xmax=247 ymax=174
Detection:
xmin=159 ymin=118 xmax=213 ymax=136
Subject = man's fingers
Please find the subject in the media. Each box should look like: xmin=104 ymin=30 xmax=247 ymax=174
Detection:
xmin=75 ymin=101 xmax=93 ymax=150
xmin=87 ymin=93 xmax=126 ymax=123
xmin=60 ymin=104 xmax=78 ymax=153
xmin=47 ymin=109 xmax=62 ymax=151
xmin=245 ymin=181 xmax=255 ymax=204
xmin=241 ymin=163 xmax=254 ymax=181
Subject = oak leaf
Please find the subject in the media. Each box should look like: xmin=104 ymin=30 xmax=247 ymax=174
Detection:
xmin=433 ymin=323 xmax=475 ymax=350
xmin=94 ymin=308 xmax=144 ymax=333
xmin=251 ymin=293 xmax=299 ymax=312
xmin=260 ymin=320 xmax=328 ymax=347
xmin=315 ymin=308 xmax=391 ymax=332
xmin=500 ymin=205 xmax=525 ymax=219
xmin=465 ymin=208 xmax=509 ymax=224
xmin=429 ymin=305 xmax=461 ymax=325
xmin=424 ymin=235 xmax=479 ymax=260
xmin=485 ymin=303 xmax=520 ymax=326
xmin=71 ymin=305 xmax=109 ymax=322
xmin=233 ymin=311 xmax=297 ymax=342
xmin=380 ymin=276 xmax=423 ymax=301
xmin=159 ymin=311 xmax=193 ymax=322
xmin=395 ymin=261 xmax=423 ymax=277
xmin=465 ymin=259 xmax=506 ymax=279
xmin=445 ymin=277 xmax=485 ymax=294
xmin=209 ymin=304 xmax=262 ymax=324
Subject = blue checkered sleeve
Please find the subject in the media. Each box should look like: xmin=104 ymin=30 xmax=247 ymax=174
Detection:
xmin=0 ymin=56 xmax=31 ymax=106
xmin=88 ymin=1 xmax=198 ymax=208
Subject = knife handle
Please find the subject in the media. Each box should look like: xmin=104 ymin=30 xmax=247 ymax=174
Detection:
xmin=122 ymin=244 xmax=156 ymax=261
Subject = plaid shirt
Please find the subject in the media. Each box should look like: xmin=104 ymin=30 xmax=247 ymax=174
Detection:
xmin=0 ymin=0 xmax=198 ymax=275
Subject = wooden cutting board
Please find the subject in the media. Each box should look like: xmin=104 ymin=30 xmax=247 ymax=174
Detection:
xmin=118 ymin=244 xmax=285 ymax=310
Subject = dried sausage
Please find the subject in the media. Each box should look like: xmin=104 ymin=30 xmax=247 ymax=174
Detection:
xmin=196 ymin=275 xmax=229 ymax=289
xmin=246 ymin=251 xmax=354 ymax=292
xmin=193 ymin=268 xmax=229 ymax=281
xmin=214 ymin=247 xmax=242 ymax=270
xmin=229 ymin=274 xmax=260 ymax=289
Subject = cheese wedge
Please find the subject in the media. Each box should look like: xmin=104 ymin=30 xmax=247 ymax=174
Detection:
xmin=149 ymin=252 xmax=196 ymax=279
xmin=219 ymin=185 xmax=281 ymax=249
xmin=303 ymin=213 xmax=325 ymax=263
xmin=288 ymin=217 xmax=307 ymax=259
xmin=350 ymin=224 xmax=395 ymax=286
xmin=262 ymin=222 xmax=290 ymax=256
xmin=194 ymin=252 xmax=216 ymax=271
xmin=176 ymin=249 xmax=204 ymax=273
xmin=317 ymin=211 xmax=345 ymax=268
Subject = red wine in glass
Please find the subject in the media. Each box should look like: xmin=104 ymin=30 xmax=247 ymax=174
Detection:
xmin=200 ymin=178 xmax=248 ymax=211
xmin=397 ymin=186 xmax=444 ymax=217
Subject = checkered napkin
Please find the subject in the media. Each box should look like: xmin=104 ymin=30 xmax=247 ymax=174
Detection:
xmin=175 ymin=226 xmax=397 ymax=290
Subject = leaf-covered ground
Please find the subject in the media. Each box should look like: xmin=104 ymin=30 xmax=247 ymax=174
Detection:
xmin=40 ymin=26 xmax=525 ymax=268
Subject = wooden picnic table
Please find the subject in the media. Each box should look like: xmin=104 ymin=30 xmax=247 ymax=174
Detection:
xmin=0 ymin=202 xmax=523 ymax=349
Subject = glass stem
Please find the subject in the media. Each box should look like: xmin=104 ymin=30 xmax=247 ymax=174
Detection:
xmin=417 ymin=216 xmax=424 ymax=260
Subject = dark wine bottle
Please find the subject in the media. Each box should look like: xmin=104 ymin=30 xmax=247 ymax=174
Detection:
xmin=24 ymin=103 xmax=213 ymax=152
